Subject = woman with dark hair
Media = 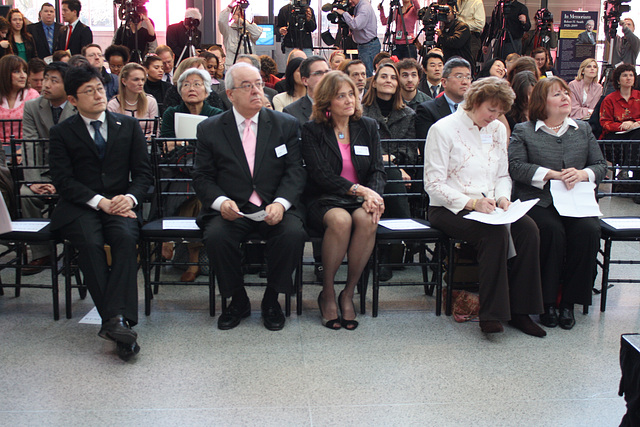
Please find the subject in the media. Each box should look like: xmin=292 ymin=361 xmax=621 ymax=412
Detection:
xmin=531 ymin=47 xmax=556 ymax=77
xmin=272 ymin=57 xmax=305 ymax=111
xmin=568 ymin=58 xmax=602 ymax=121
xmin=6 ymin=9 xmax=36 ymax=62
xmin=425 ymin=77 xmax=545 ymax=337
xmin=301 ymin=71 xmax=386 ymax=330
xmin=476 ymin=58 xmax=506 ymax=79
xmin=505 ymin=70 xmax=537 ymax=132
xmin=104 ymin=45 xmax=130 ymax=77
xmin=509 ymin=76 xmax=606 ymax=330
xmin=600 ymin=64 xmax=640 ymax=140
xmin=113 ymin=11 xmax=156 ymax=63
xmin=0 ymin=55 xmax=39 ymax=141
xmin=507 ymin=56 xmax=540 ymax=84
xmin=259 ymin=55 xmax=281 ymax=89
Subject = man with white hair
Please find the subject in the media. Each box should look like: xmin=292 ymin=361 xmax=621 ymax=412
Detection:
xmin=218 ymin=1 xmax=263 ymax=68
xmin=193 ymin=62 xmax=306 ymax=332
xmin=166 ymin=8 xmax=202 ymax=64
xmin=577 ymin=20 xmax=596 ymax=45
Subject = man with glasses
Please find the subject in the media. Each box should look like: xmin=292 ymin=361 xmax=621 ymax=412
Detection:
xmin=81 ymin=44 xmax=118 ymax=100
xmin=283 ymin=56 xmax=330 ymax=123
xmin=193 ymin=62 xmax=306 ymax=332
xmin=49 ymin=64 xmax=152 ymax=361
xmin=416 ymin=57 xmax=471 ymax=139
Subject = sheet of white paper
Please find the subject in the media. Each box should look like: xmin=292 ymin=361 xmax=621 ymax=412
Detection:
xmin=463 ymin=198 xmax=539 ymax=225
xmin=79 ymin=307 xmax=102 ymax=324
xmin=163 ymin=219 xmax=200 ymax=230
xmin=175 ymin=112 xmax=207 ymax=139
xmin=602 ymin=218 xmax=640 ymax=229
xmin=0 ymin=194 xmax=12 ymax=234
xmin=379 ymin=219 xmax=430 ymax=230
xmin=239 ymin=210 xmax=268 ymax=221
xmin=550 ymin=181 xmax=602 ymax=217
xmin=10 ymin=221 xmax=48 ymax=232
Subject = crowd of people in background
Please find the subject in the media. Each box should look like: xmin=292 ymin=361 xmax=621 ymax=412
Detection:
xmin=1 ymin=0 xmax=639 ymax=360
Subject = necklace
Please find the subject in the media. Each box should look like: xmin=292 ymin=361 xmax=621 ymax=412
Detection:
xmin=547 ymin=122 xmax=563 ymax=130
xmin=125 ymin=98 xmax=138 ymax=106
xmin=336 ymin=127 xmax=348 ymax=139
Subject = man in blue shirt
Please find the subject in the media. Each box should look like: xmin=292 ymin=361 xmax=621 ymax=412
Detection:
xmin=27 ymin=3 xmax=63 ymax=59
xmin=335 ymin=0 xmax=380 ymax=77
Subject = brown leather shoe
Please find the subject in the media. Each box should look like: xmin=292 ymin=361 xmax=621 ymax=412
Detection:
xmin=180 ymin=268 xmax=200 ymax=282
xmin=479 ymin=320 xmax=504 ymax=333
xmin=22 ymin=255 xmax=52 ymax=276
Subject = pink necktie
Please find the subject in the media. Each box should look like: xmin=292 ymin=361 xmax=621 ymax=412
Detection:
xmin=242 ymin=118 xmax=262 ymax=206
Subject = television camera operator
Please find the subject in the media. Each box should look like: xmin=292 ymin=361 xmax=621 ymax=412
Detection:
xmin=113 ymin=1 xmax=156 ymax=63
xmin=218 ymin=0 xmax=263 ymax=68
xmin=166 ymin=8 xmax=202 ymax=65
xmin=276 ymin=0 xmax=317 ymax=57
xmin=332 ymin=0 xmax=380 ymax=77
xmin=482 ymin=0 xmax=531 ymax=59
xmin=435 ymin=0 xmax=473 ymax=68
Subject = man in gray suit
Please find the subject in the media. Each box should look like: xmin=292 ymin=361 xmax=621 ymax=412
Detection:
xmin=283 ymin=56 xmax=330 ymax=124
xmin=21 ymin=61 xmax=76 ymax=274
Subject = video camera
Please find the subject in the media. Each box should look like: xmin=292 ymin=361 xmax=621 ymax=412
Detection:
xmin=231 ymin=0 xmax=250 ymax=10
xmin=534 ymin=8 xmax=553 ymax=32
xmin=322 ymin=0 xmax=351 ymax=25
xmin=604 ymin=0 xmax=632 ymax=39
xmin=114 ymin=0 xmax=148 ymax=25
xmin=417 ymin=1 xmax=455 ymax=47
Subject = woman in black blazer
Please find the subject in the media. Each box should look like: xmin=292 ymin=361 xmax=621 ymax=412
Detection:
xmin=301 ymin=71 xmax=386 ymax=331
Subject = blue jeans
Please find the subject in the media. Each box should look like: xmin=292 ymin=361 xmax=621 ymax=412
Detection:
xmin=358 ymin=37 xmax=381 ymax=77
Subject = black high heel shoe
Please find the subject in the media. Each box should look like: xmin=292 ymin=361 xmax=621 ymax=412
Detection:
xmin=338 ymin=291 xmax=359 ymax=331
xmin=318 ymin=291 xmax=341 ymax=330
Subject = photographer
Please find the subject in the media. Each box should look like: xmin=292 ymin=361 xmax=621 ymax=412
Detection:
xmin=113 ymin=6 xmax=156 ymax=64
xmin=166 ymin=8 xmax=202 ymax=64
xmin=613 ymin=18 xmax=639 ymax=66
xmin=218 ymin=1 xmax=263 ymax=68
xmin=378 ymin=0 xmax=419 ymax=60
xmin=436 ymin=0 xmax=473 ymax=68
xmin=276 ymin=1 xmax=317 ymax=57
xmin=457 ymin=0 xmax=485 ymax=63
xmin=335 ymin=0 xmax=380 ymax=77
xmin=483 ymin=0 xmax=531 ymax=59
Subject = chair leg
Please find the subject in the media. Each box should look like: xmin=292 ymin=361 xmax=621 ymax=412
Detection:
xmin=209 ymin=266 xmax=216 ymax=317
xmin=296 ymin=256 xmax=303 ymax=316
xmin=445 ymin=240 xmax=455 ymax=316
xmin=600 ymin=238 xmax=612 ymax=312
xmin=143 ymin=241 xmax=152 ymax=316
xmin=15 ymin=243 xmax=22 ymax=297
xmin=65 ymin=241 xmax=73 ymax=319
xmin=435 ymin=240 xmax=443 ymax=317
xmin=372 ymin=243 xmax=379 ymax=318
xmin=50 ymin=242 xmax=59 ymax=320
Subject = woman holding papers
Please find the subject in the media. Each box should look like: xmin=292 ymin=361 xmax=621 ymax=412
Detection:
xmin=509 ymin=76 xmax=607 ymax=330
xmin=160 ymin=68 xmax=223 ymax=282
xmin=425 ymin=77 xmax=546 ymax=337
xmin=301 ymin=71 xmax=386 ymax=330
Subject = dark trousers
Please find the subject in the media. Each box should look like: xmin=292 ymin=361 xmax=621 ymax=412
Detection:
xmin=59 ymin=211 xmax=140 ymax=324
xmin=202 ymin=213 xmax=306 ymax=298
xmin=527 ymin=205 xmax=600 ymax=306
xmin=429 ymin=206 xmax=543 ymax=321
xmin=392 ymin=43 xmax=417 ymax=60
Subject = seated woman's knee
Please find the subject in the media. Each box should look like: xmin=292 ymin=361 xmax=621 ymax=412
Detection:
xmin=324 ymin=209 xmax=353 ymax=233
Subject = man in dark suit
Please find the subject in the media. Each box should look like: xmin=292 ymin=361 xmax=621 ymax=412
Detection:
xmin=283 ymin=56 xmax=330 ymax=123
xmin=21 ymin=61 xmax=76 ymax=274
xmin=27 ymin=3 xmax=63 ymax=59
xmin=415 ymin=57 xmax=471 ymax=139
xmin=166 ymin=8 xmax=202 ymax=64
xmin=436 ymin=3 xmax=474 ymax=69
xmin=49 ymin=65 xmax=152 ymax=360
xmin=193 ymin=62 xmax=307 ymax=332
xmin=577 ymin=20 xmax=596 ymax=45
xmin=56 ymin=0 xmax=93 ymax=55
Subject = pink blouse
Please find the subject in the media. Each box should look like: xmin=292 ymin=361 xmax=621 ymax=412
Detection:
xmin=0 ymin=88 xmax=40 ymax=142
xmin=339 ymin=142 xmax=359 ymax=184
xmin=379 ymin=0 xmax=419 ymax=44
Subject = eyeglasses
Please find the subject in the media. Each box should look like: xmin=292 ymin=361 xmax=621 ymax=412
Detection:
xmin=449 ymin=74 xmax=472 ymax=81
xmin=182 ymin=81 xmax=204 ymax=89
xmin=77 ymin=86 xmax=105 ymax=96
xmin=310 ymin=70 xmax=330 ymax=77
xmin=231 ymin=80 xmax=265 ymax=92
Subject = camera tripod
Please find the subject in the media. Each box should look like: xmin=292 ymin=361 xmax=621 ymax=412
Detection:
xmin=177 ymin=28 xmax=198 ymax=65
xmin=381 ymin=0 xmax=415 ymax=59
xmin=232 ymin=7 xmax=254 ymax=64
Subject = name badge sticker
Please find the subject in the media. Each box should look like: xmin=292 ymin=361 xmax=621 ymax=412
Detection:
xmin=275 ymin=144 xmax=287 ymax=158
xmin=481 ymin=134 xmax=493 ymax=145
xmin=354 ymin=145 xmax=370 ymax=156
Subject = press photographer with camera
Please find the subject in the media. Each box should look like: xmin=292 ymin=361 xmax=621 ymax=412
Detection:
xmin=113 ymin=3 xmax=156 ymax=64
xmin=435 ymin=0 xmax=473 ymax=68
xmin=334 ymin=0 xmax=380 ymax=77
xmin=482 ymin=0 xmax=531 ymax=59
xmin=613 ymin=18 xmax=639 ymax=66
xmin=218 ymin=0 xmax=263 ymax=68
xmin=166 ymin=8 xmax=202 ymax=65
xmin=276 ymin=0 xmax=317 ymax=57
xmin=378 ymin=0 xmax=419 ymax=60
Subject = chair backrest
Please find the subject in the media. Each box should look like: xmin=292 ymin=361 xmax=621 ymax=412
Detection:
xmin=150 ymin=136 xmax=198 ymax=219
xmin=0 ymin=119 xmax=23 ymax=163
xmin=137 ymin=117 xmax=161 ymax=140
xmin=380 ymin=138 xmax=427 ymax=218
xmin=9 ymin=137 xmax=57 ymax=219
xmin=598 ymin=139 xmax=640 ymax=198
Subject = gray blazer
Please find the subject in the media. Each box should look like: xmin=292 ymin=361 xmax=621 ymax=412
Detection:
xmin=508 ymin=120 xmax=607 ymax=208
xmin=283 ymin=95 xmax=312 ymax=125
xmin=22 ymin=96 xmax=76 ymax=182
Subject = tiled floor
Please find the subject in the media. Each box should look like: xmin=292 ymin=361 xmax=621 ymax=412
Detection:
xmin=0 ymin=197 xmax=638 ymax=426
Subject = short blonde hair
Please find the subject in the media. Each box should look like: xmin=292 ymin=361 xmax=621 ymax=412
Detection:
xmin=575 ymin=58 xmax=598 ymax=81
xmin=462 ymin=76 xmax=515 ymax=113
xmin=311 ymin=71 xmax=362 ymax=125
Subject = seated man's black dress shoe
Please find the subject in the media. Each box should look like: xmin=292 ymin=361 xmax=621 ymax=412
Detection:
xmin=98 ymin=315 xmax=137 ymax=344
xmin=218 ymin=299 xmax=251 ymax=330
xmin=539 ymin=305 xmax=559 ymax=328
xmin=261 ymin=299 xmax=285 ymax=331
xmin=116 ymin=341 xmax=140 ymax=361
xmin=558 ymin=307 xmax=576 ymax=330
